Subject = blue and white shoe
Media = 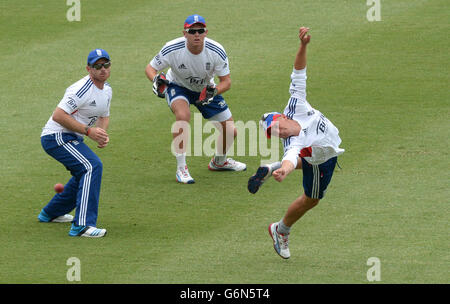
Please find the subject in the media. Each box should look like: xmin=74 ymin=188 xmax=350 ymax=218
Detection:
xmin=248 ymin=165 xmax=272 ymax=194
xmin=69 ymin=223 xmax=107 ymax=238
xmin=176 ymin=165 xmax=195 ymax=184
xmin=268 ymin=223 xmax=290 ymax=259
xmin=38 ymin=209 xmax=74 ymax=223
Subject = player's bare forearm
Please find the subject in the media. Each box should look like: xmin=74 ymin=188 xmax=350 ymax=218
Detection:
xmin=96 ymin=116 xmax=109 ymax=131
xmin=216 ymin=74 xmax=231 ymax=94
xmin=52 ymin=107 xmax=109 ymax=145
xmin=294 ymin=45 xmax=307 ymax=70
xmin=53 ymin=107 xmax=89 ymax=135
xmin=145 ymin=64 xmax=158 ymax=82
xmin=294 ymin=27 xmax=311 ymax=70
xmin=95 ymin=117 xmax=110 ymax=148
xmin=281 ymin=160 xmax=295 ymax=175
xmin=273 ymin=160 xmax=295 ymax=182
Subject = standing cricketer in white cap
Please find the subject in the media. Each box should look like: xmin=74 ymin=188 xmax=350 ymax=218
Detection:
xmin=248 ymin=27 xmax=345 ymax=259
xmin=38 ymin=49 xmax=112 ymax=237
xmin=145 ymin=14 xmax=246 ymax=184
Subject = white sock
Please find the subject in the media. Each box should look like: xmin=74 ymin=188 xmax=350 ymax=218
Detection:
xmin=277 ymin=219 xmax=291 ymax=235
xmin=214 ymin=154 xmax=227 ymax=165
xmin=269 ymin=161 xmax=281 ymax=172
xmin=176 ymin=153 xmax=186 ymax=169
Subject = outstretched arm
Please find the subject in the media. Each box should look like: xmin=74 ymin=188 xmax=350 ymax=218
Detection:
xmin=294 ymin=27 xmax=311 ymax=70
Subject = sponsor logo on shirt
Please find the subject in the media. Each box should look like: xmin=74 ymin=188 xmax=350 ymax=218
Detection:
xmin=186 ymin=76 xmax=206 ymax=86
xmin=178 ymin=63 xmax=187 ymax=70
xmin=154 ymin=55 xmax=162 ymax=66
xmin=66 ymin=98 xmax=77 ymax=110
xmin=316 ymin=114 xmax=327 ymax=134
xmin=87 ymin=116 xmax=98 ymax=126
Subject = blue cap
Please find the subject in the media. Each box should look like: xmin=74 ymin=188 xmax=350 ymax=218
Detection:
xmin=260 ymin=112 xmax=282 ymax=138
xmin=184 ymin=14 xmax=206 ymax=28
xmin=87 ymin=49 xmax=110 ymax=65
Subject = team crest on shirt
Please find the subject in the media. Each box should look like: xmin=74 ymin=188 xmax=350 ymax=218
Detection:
xmin=205 ymin=62 xmax=211 ymax=70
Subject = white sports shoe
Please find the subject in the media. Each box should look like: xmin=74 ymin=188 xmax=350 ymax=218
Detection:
xmin=80 ymin=227 xmax=107 ymax=238
xmin=176 ymin=165 xmax=195 ymax=184
xmin=69 ymin=224 xmax=107 ymax=238
xmin=268 ymin=223 xmax=290 ymax=259
xmin=38 ymin=209 xmax=74 ymax=223
xmin=51 ymin=214 xmax=74 ymax=223
xmin=208 ymin=158 xmax=247 ymax=171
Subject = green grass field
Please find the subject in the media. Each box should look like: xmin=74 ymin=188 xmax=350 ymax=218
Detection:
xmin=0 ymin=0 xmax=448 ymax=284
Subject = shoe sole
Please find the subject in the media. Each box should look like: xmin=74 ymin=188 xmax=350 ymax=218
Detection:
xmin=69 ymin=227 xmax=107 ymax=238
xmin=51 ymin=219 xmax=73 ymax=223
xmin=268 ymin=224 xmax=290 ymax=259
xmin=80 ymin=230 xmax=107 ymax=238
xmin=38 ymin=215 xmax=73 ymax=223
xmin=176 ymin=177 xmax=195 ymax=184
xmin=51 ymin=216 xmax=74 ymax=223
xmin=247 ymin=166 xmax=269 ymax=194
xmin=208 ymin=164 xmax=247 ymax=171
xmin=176 ymin=173 xmax=195 ymax=184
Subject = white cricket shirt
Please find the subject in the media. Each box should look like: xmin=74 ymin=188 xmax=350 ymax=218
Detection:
xmin=41 ymin=75 xmax=112 ymax=137
xmin=282 ymin=68 xmax=344 ymax=166
xmin=150 ymin=37 xmax=230 ymax=92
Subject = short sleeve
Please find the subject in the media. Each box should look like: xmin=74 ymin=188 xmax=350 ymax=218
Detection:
xmin=102 ymin=87 xmax=112 ymax=117
xmin=214 ymin=55 xmax=230 ymax=77
xmin=57 ymin=85 xmax=86 ymax=115
xmin=282 ymin=146 xmax=301 ymax=168
xmin=149 ymin=45 xmax=171 ymax=71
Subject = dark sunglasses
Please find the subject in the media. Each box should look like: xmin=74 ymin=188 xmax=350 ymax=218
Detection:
xmin=185 ymin=28 xmax=206 ymax=35
xmin=90 ymin=61 xmax=111 ymax=70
